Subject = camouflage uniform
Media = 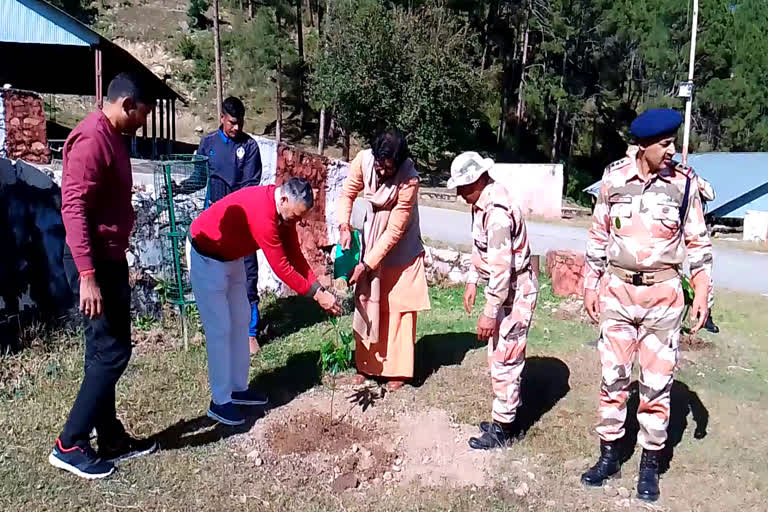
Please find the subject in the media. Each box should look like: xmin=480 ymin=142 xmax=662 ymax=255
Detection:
xmin=696 ymin=176 xmax=716 ymax=310
xmin=585 ymin=146 xmax=713 ymax=451
xmin=468 ymin=182 xmax=538 ymax=424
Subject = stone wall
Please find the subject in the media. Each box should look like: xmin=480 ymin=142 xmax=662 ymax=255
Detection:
xmin=0 ymin=158 xmax=71 ymax=350
xmin=1 ymin=89 xmax=51 ymax=164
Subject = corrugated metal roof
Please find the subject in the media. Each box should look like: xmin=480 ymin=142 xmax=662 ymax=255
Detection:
xmin=583 ymin=152 xmax=768 ymax=219
xmin=0 ymin=0 xmax=96 ymax=46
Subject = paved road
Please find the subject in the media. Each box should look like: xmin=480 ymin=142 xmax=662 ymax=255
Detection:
xmin=419 ymin=205 xmax=768 ymax=295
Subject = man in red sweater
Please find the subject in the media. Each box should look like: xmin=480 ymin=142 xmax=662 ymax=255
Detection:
xmin=188 ymin=177 xmax=340 ymax=425
xmin=49 ymin=73 xmax=157 ymax=480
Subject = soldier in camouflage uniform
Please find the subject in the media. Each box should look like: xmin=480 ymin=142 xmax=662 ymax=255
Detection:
xmin=447 ymin=152 xmax=538 ymax=450
xmin=581 ymin=109 xmax=713 ymax=502
xmin=696 ymin=175 xmax=719 ymax=333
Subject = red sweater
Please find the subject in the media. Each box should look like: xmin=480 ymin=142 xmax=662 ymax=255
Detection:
xmin=189 ymin=185 xmax=319 ymax=296
xmin=61 ymin=111 xmax=134 ymax=272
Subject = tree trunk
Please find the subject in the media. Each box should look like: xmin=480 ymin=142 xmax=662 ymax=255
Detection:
xmin=212 ymin=0 xmax=223 ymax=119
xmin=514 ymin=24 xmax=530 ymax=129
xmin=342 ymin=127 xmax=350 ymax=161
xmin=551 ymin=47 xmax=567 ymax=162
xmin=551 ymin=106 xmax=561 ymax=162
xmin=497 ymin=52 xmax=509 ymax=144
xmin=318 ymin=108 xmax=326 ymax=155
xmin=276 ymin=67 xmax=283 ymax=143
xmin=248 ymin=0 xmax=255 ymax=19
xmin=565 ymin=116 xmax=576 ymax=192
xmin=296 ymin=0 xmax=305 ymax=125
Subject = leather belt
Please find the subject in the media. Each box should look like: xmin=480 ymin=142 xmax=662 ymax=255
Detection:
xmin=608 ymin=265 xmax=679 ymax=286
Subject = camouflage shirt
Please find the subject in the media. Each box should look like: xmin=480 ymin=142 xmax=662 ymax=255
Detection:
xmin=467 ymin=182 xmax=532 ymax=318
xmin=584 ymin=146 xmax=713 ymax=290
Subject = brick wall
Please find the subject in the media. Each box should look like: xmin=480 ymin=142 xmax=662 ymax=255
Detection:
xmin=2 ymin=89 xmax=51 ymax=164
xmin=275 ymin=144 xmax=339 ymax=285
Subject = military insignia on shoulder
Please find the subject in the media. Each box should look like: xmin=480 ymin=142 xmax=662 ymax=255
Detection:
xmin=603 ymin=157 xmax=629 ymax=178
xmin=674 ymin=162 xmax=695 ymax=179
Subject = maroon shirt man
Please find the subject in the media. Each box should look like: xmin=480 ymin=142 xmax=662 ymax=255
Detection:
xmin=49 ymin=73 xmax=157 ymax=480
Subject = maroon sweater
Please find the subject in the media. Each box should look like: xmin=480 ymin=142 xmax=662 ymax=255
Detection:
xmin=61 ymin=111 xmax=134 ymax=273
xmin=189 ymin=185 xmax=319 ymax=296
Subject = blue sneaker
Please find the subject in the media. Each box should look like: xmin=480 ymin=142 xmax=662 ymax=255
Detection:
xmin=48 ymin=439 xmax=115 ymax=479
xmin=207 ymin=401 xmax=245 ymax=426
xmin=231 ymin=389 xmax=269 ymax=406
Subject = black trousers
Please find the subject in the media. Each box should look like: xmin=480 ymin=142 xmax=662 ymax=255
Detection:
xmin=59 ymin=247 xmax=132 ymax=448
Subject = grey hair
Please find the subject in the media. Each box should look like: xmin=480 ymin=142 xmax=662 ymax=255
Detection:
xmin=280 ymin=177 xmax=314 ymax=209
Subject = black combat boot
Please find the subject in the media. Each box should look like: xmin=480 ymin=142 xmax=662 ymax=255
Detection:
xmin=636 ymin=449 xmax=661 ymax=502
xmin=581 ymin=440 xmax=621 ymax=487
xmin=469 ymin=421 xmax=517 ymax=450
xmin=703 ymin=312 xmax=720 ymax=334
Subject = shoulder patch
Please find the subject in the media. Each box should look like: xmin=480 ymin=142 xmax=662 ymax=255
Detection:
xmin=674 ymin=162 xmax=695 ymax=179
xmin=603 ymin=157 xmax=629 ymax=178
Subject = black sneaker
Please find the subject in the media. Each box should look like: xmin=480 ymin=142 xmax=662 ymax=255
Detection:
xmin=231 ymin=389 xmax=269 ymax=406
xmin=48 ymin=439 xmax=115 ymax=480
xmin=207 ymin=401 xmax=245 ymax=426
xmin=99 ymin=436 xmax=158 ymax=463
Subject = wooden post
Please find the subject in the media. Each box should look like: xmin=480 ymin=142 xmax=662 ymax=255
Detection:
xmin=159 ymin=99 xmax=165 ymax=154
xmin=94 ymin=49 xmax=103 ymax=109
xmin=151 ymin=105 xmax=157 ymax=159
xmin=165 ymin=99 xmax=171 ymax=154
xmin=213 ymin=0 xmax=224 ymax=119
xmin=171 ymin=99 xmax=176 ymax=147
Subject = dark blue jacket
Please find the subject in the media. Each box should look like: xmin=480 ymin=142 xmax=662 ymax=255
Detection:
xmin=179 ymin=129 xmax=262 ymax=205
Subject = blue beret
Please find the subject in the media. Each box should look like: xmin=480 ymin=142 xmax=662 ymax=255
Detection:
xmin=630 ymin=108 xmax=683 ymax=139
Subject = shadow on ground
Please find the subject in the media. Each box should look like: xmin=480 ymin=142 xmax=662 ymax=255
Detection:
xmin=620 ymin=380 xmax=709 ymax=472
xmin=258 ymin=295 xmax=328 ymax=345
xmin=154 ymin=350 xmax=323 ymax=451
xmin=517 ymin=356 xmax=571 ymax=434
xmin=412 ymin=331 xmax=484 ymax=387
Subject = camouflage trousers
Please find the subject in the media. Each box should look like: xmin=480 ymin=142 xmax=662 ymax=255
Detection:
xmin=596 ymin=273 xmax=684 ymax=451
xmin=488 ymin=270 xmax=539 ymax=424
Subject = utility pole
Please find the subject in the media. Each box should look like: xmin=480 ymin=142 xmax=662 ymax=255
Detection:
xmin=213 ymin=0 xmax=224 ymax=119
xmin=681 ymin=0 xmax=698 ymax=165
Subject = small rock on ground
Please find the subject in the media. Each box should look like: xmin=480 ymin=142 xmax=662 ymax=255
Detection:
xmin=618 ymin=487 xmax=631 ymax=498
xmin=331 ymin=473 xmax=359 ymax=493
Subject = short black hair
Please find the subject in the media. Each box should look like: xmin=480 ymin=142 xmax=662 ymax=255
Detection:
xmin=372 ymin=130 xmax=410 ymax=169
xmin=106 ymin=72 xmax=155 ymax=105
xmin=222 ymin=96 xmax=246 ymax=119
xmin=281 ymin=177 xmax=314 ymax=209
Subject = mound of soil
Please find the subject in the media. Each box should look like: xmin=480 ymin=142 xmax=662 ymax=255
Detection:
xmin=266 ymin=410 xmax=374 ymax=456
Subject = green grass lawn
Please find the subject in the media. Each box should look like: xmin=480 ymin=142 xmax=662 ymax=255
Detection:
xmin=1 ymin=277 xmax=767 ymax=511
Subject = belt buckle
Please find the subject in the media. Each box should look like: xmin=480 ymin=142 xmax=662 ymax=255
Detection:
xmin=631 ymin=273 xmax=643 ymax=286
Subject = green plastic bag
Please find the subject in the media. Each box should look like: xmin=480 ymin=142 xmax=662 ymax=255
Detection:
xmin=333 ymin=230 xmax=362 ymax=281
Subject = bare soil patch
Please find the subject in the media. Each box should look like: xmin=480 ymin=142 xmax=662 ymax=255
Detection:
xmin=680 ymin=334 xmax=713 ymax=351
xmin=241 ymin=388 xmax=501 ymax=495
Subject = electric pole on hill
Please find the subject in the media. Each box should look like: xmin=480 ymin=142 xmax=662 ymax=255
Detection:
xmin=213 ymin=0 xmax=223 ymax=119
xmin=681 ymin=0 xmax=699 ymax=166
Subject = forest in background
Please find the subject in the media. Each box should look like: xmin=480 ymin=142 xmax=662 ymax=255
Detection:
xmin=55 ymin=0 xmax=768 ymax=203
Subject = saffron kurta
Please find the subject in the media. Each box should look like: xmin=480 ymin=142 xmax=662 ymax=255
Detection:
xmin=338 ymin=151 xmax=430 ymax=378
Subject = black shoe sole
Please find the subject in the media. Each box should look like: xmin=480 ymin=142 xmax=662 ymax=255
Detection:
xmin=637 ymin=491 xmax=660 ymax=502
xmin=580 ymin=470 xmax=621 ymax=487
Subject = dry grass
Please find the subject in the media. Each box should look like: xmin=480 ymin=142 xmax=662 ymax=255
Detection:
xmin=1 ymin=282 xmax=767 ymax=511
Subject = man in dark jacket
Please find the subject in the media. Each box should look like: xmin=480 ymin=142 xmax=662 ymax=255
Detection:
xmin=180 ymin=97 xmax=263 ymax=353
